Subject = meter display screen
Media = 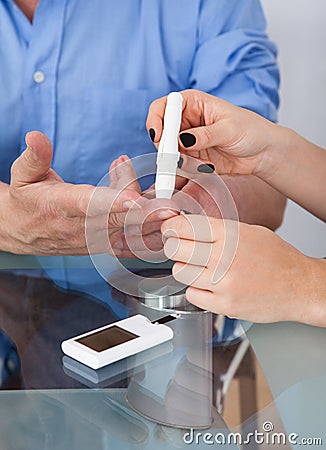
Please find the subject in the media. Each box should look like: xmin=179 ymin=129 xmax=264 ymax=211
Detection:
xmin=76 ymin=326 xmax=139 ymax=352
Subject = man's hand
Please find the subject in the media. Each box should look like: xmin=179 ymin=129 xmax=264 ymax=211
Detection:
xmin=95 ymin=154 xmax=179 ymax=259
xmin=111 ymin=167 xmax=232 ymax=258
xmin=0 ymin=131 xmax=140 ymax=256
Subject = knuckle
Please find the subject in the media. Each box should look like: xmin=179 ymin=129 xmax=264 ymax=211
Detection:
xmin=75 ymin=190 xmax=89 ymax=215
xmin=58 ymin=226 xmax=74 ymax=243
xmin=216 ymin=297 xmax=231 ymax=316
xmin=164 ymin=216 xmax=187 ymax=239
xmin=185 ymin=286 xmax=196 ymax=303
xmin=219 ymin=294 xmax=239 ymax=319
xmin=163 ymin=237 xmax=179 ymax=260
xmin=147 ymin=99 xmax=161 ymax=120
xmin=109 ymin=212 xmax=124 ymax=228
xmin=172 ymin=262 xmax=184 ymax=281
xmin=202 ymin=243 xmax=214 ymax=266
xmin=71 ymin=184 xmax=93 ymax=216
xmin=201 ymin=125 xmax=213 ymax=146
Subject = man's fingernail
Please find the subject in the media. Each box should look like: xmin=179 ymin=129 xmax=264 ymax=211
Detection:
xmin=25 ymin=133 xmax=30 ymax=145
xmin=177 ymin=156 xmax=184 ymax=168
xmin=25 ymin=138 xmax=33 ymax=152
xmin=149 ymin=128 xmax=156 ymax=142
xmin=25 ymin=131 xmax=35 ymax=151
xmin=180 ymin=133 xmax=196 ymax=148
xmin=197 ymin=163 xmax=215 ymax=174
xmin=158 ymin=209 xmax=177 ymax=220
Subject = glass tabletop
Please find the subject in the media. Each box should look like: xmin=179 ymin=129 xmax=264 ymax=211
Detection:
xmin=0 ymin=253 xmax=325 ymax=449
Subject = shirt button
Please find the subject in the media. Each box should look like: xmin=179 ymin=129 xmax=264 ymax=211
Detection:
xmin=33 ymin=71 xmax=45 ymax=83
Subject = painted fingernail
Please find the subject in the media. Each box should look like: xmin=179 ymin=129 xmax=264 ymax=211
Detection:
xmin=180 ymin=133 xmax=196 ymax=148
xmin=197 ymin=163 xmax=215 ymax=173
xmin=149 ymin=128 xmax=156 ymax=142
xmin=177 ymin=156 xmax=184 ymax=168
xmin=158 ymin=209 xmax=177 ymax=220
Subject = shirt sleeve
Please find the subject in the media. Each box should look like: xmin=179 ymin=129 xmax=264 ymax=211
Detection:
xmin=189 ymin=0 xmax=280 ymax=121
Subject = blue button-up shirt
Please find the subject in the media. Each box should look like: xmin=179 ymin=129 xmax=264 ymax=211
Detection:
xmin=0 ymin=0 xmax=279 ymax=186
xmin=0 ymin=0 xmax=279 ymax=335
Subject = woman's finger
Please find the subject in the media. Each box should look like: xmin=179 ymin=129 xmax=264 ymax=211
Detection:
xmin=161 ymin=214 xmax=224 ymax=243
xmin=172 ymin=262 xmax=214 ymax=290
xmin=146 ymin=96 xmax=167 ymax=144
xmin=164 ymin=237 xmax=219 ymax=267
xmin=185 ymin=286 xmax=226 ymax=314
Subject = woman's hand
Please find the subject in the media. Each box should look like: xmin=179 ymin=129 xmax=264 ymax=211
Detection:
xmin=148 ymin=88 xmax=326 ymax=222
xmin=147 ymin=89 xmax=280 ymax=178
xmin=161 ymin=214 xmax=326 ymax=327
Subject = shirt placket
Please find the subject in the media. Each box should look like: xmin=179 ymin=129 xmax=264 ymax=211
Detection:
xmin=20 ymin=0 xmax=68 ymax=153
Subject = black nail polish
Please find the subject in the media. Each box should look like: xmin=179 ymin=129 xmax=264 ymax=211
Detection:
xmin=177 ymin=156 xmax=184 ymax=168
xmin=180 ymin=133 xmax=196 ymax=148
xmin=149 ymin=128 xmax=156 ymax=142
xmin=197 ymin=163 xmax=215 ymax=174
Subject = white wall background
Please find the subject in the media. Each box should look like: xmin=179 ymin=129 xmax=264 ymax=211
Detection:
xmin=261 ymin=0 xmax=326 ymax=257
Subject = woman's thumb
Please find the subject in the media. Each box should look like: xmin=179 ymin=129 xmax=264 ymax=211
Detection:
xmin=179 ymin=123 xmax=221 ymax=152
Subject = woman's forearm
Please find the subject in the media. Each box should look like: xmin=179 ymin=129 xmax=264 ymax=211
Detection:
xmin=260 ymin=126 xmax=326 ymax=221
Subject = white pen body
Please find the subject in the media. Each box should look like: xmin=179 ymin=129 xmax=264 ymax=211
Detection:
xmin=155 ymin=92 xmax=183 ymax=199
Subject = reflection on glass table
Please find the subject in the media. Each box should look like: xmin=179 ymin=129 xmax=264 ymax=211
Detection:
xmin=0 ymin=268 xmax=295 ymax=449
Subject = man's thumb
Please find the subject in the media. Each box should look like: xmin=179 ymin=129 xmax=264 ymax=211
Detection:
xmin=11 ymin=131 xmax=53 ymax=186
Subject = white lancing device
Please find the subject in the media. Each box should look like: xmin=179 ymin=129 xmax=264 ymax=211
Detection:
xmin=155 ymin=92 xmax=183 ymax=199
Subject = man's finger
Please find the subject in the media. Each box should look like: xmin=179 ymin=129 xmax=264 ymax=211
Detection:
xmin=125 ymin=220 xmax=163 ymax=237
xmin=114 ymin=230 xmax=164 ymax=252
xmin=109 ymin=155 xmax=141 ymax=193
xmin=60 ymin=184 xmax=141 ymax=217
xmin=124 ymin=197 xmax=179 ymax=226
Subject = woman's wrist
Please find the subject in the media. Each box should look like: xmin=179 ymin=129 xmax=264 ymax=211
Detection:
xmin=295 ymin=257 xmax=326 ymax=327
xmin=255 ymin=123 xmax=296 ymax=182
xmin=306 ymin=258 xmax=326 ymax=327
